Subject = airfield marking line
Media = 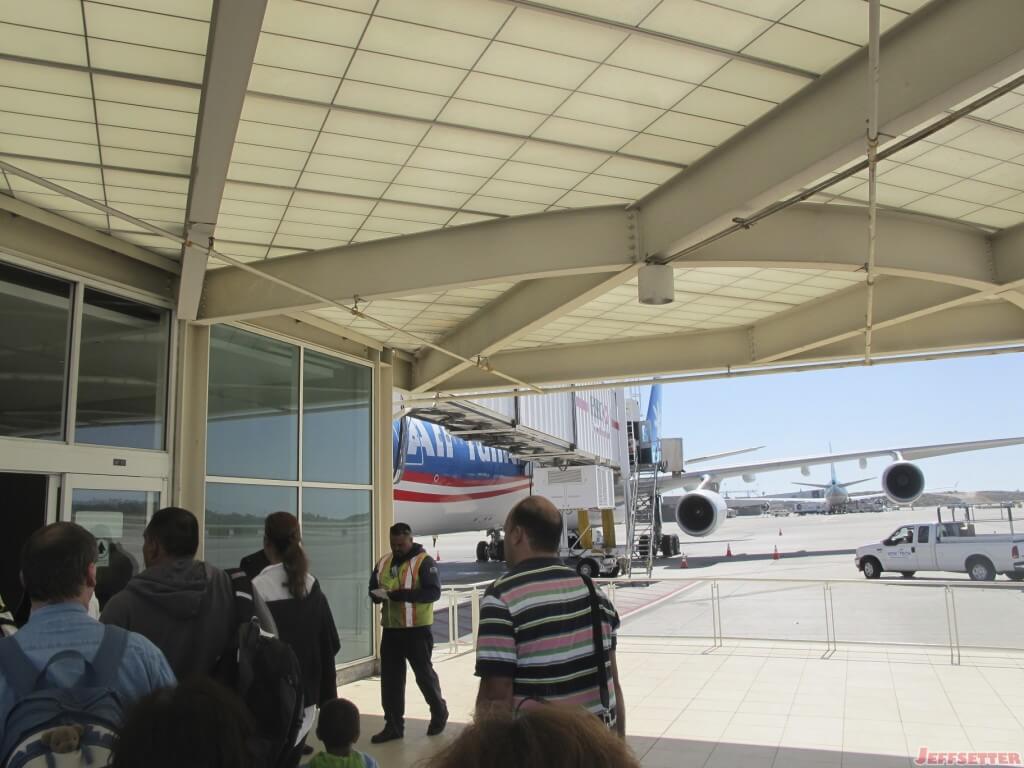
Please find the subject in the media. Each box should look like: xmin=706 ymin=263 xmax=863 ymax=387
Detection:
xmin=617 ymin=579 xmax=706 ymax=623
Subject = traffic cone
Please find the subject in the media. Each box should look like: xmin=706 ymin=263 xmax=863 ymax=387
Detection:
xmin=725 ymin=543 xmax=733 ymax=557
xmin=679 ymin=554 xmax=688 ymax=569
xmin=772 ymin=546 xmax=780 ymax=561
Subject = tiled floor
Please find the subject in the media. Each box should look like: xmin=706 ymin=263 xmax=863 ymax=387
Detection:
xmin=330 ymin=638 xmax=1024 ymax=768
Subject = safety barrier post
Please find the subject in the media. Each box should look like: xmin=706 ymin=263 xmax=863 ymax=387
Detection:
xmin=448 ymin=589 xmax=458 ymax=652
xmin=608 ymin=581 xmax=617 ymax=610
xmin=710 ymin=581 xmax=723 ymax=648
xmin=470 ymin=587 xmax=481 ymax=647
xmin=949 ymin=586 xmax=961 ymax=666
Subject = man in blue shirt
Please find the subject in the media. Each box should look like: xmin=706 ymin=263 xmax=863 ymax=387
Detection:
xmin=0 ymin=522 xmax=175 ymax=735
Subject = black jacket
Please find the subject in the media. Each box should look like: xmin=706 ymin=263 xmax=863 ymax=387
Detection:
xmin=254 ymin=568 xmax=341 ymax=707
xmin=368 ymin=543 xmax=442 ymax=605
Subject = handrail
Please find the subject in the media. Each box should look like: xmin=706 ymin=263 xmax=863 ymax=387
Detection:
xmin=434 ymin=573 xmax=1024 ymax=664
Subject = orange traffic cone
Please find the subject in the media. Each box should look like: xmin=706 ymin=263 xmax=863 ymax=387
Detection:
xmin=772 ymin=546 xmax=780 ymax=561
xmin=725 ymin=543 xmax=733 ymax=557
xmin=679 ymin=554 xmax=689 ymax=569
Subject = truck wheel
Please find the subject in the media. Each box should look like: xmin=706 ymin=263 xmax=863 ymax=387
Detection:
xmin=967 ymin=556 xmax=995 ymax=581
xmin=476 ymin=541 xmax=488 ymax=562
xmin=900 ymin=571 xmax=915 ymax=578
xmin=671 ymin=535 xmax=681 ymax=556
xmin=577 ymin=559 xmax=599 ymax=579
xmin=660 ymin=534 xmax=674 ymax=559
xmin=495 ymin=541 xmax=505 ymax=562
xmin=608 ymin=565 xmax=621 ymax=578
xmin=1006 ymin=573 xmax=1024 ymax=581
xmin=862 ymin=557 xmax=882 ymax=579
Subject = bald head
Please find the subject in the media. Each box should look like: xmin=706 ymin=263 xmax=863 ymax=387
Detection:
xmin=506 ymin=496 xmax=563 ymax=556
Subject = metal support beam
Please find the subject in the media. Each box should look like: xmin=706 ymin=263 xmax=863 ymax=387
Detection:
xmin=639 ymin=0 xmax=1024 ymax=260
xmin=680 ymin=205 xmax=998 ymax=291
xmin=752 ymin=278 xmax=978 ymax=363
xmin=0 ymin=192 xmax=178 ymax=274
xmin=198 ymin=206 xmax=637 ymax=323
xmin=411 ymin=272 xmax=628 ymax=391
xmin=240 ymin=315 xmax=378 ymax=362
xmin=178 ymin=0 xmax=268 ymax=320
xmin=0 ymin=208 xmax=175 ymax=298
xmin=439 ymin=280 xmax=1024 ymax=390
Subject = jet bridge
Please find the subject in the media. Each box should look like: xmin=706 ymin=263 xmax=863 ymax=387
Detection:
xmin=408 ymin=398 xmax=616 ymax=469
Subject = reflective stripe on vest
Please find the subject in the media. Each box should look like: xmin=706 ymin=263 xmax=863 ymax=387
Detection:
xmin=377 ymin=552 xmax=433 ymax=628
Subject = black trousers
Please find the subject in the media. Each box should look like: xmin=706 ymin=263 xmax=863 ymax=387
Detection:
xmin=380 ymin=626 xmax=446 ymax=730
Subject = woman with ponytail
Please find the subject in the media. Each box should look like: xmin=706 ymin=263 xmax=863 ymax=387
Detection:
xmin=253 ymin=512 xmax=341 ymax=768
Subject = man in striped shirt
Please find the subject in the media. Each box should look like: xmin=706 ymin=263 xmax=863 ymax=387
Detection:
xmin=475 ymin=496 xmax=626 ymax=737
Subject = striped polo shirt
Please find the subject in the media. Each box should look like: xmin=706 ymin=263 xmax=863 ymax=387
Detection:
xmin=475 ymin=558 xmax=620 ymax=723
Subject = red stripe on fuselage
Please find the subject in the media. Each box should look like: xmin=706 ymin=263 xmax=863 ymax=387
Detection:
xmin=394 ymin=482 xmax=531 ymax=503
xmin=401 ymin=470 xmax=526 ymax=488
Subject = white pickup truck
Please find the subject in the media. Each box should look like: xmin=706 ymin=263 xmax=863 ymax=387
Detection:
xmin=855 ymin=521 xmax=1024 ymax=581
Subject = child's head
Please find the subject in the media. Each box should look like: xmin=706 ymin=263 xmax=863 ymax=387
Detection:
xmin=317 ymin=699 xmax=360 ymax=752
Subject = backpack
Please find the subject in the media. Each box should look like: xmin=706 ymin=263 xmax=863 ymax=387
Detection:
xmin=0 ymin=625 xmax=129 ymax=768
xmin=217 ymin=569 xmax=304 ymax=768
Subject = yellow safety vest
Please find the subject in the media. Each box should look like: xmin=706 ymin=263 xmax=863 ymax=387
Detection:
xmin=377 ymin=551 xmax=434 ymax=628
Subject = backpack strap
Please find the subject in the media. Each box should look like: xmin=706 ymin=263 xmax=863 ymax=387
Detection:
xmin=88 ymin=625 xmax=130 ymax=688
xmin=581 ymin=577 xmax=611 ymax=714
xmin=226 ymin=568 xmax=256 ymax=625
xmin=0 ymin=636 xmax=37 ymax=699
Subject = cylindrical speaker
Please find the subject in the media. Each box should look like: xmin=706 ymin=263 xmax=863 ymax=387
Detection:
xmin=638 ymin=263 xmax=674 ymax=305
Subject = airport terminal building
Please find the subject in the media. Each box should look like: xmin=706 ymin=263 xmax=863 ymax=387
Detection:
xmin=3 ymin=0 xmax=1024 ymax=693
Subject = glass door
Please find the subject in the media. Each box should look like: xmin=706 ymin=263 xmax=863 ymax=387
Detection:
xmin=61 ymin=475 xmax=164 ymax=609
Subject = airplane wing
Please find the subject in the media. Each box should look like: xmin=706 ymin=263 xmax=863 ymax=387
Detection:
xmin=686 ymin=446 xmax=765 ymax=464
xmin=656 ymin=436 xmax=1024 ymax=492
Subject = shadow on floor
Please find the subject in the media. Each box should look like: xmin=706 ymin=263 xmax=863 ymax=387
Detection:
xmin=338 ymin=714 xmax=918 ymax=768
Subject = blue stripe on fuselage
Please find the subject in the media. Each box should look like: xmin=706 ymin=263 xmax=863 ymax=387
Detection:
xmin=394 ymin=417 xmax=524 ymax=480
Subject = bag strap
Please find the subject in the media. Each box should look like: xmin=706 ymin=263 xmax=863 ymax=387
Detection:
xmin=0 ymin=636 xmax=36 ymax=698
xmin=89 ymin=624 xmax=130 ymax=688
xmin=581 ymin=577 xmax=610 ymax=712
xmin=226 ymin=568 xmax=256 ymax=626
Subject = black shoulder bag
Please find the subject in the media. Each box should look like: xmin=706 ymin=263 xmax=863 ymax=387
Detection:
xmin=582 ymin=576 xmax=615 ymax=729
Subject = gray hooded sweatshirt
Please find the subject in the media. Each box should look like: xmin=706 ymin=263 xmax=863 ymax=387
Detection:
xmin=100 ymin=559 xmax=268 ymax=681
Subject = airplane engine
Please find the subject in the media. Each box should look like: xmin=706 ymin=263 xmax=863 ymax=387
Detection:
xmin=882 ymin=461 xmax=925 ymax=504
xmin=675 ymin=490 xmax=728 ymax=537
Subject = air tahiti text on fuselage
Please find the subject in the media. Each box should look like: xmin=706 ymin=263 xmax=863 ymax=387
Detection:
xmin=404 ymin=418 xmax=515 ymax=464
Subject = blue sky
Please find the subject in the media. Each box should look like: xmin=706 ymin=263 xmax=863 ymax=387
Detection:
xmin=658 ymin=353 xmax=1024 ymax=493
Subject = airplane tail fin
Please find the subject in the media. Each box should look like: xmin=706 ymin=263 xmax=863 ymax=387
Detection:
xmin=829 ymin=442 xmax=837 ymax=486
xmin=646 ymin=383 xmax=663 ymax=448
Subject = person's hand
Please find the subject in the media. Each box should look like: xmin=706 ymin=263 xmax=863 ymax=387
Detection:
xmin=370 ymin=588 xmax=388 ymax=600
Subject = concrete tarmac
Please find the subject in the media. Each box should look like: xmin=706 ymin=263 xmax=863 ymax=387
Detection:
xmin=430 ymin=506 xmax=1024 ymax=651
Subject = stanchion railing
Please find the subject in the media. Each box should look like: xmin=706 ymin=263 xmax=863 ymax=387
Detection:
xmin=434 ymin=575 xmax=1024 ymax=664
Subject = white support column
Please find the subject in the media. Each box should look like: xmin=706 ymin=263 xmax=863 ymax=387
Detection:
xmin=374 ymin=350 xmax=395 ymax=663
xmin=172 ymin=322 xmax=210 ymax=555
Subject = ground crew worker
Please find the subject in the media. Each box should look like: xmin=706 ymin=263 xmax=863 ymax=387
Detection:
xmin=368 ymin=522 xmax=448 ymax=743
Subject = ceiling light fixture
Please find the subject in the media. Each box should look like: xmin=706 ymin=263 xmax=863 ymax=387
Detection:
xmin=638 ymin=263 xmax=674 ymax=305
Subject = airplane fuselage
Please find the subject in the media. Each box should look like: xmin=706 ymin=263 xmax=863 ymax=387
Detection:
xmin=393 ymin=417 xmax=529 ymax=536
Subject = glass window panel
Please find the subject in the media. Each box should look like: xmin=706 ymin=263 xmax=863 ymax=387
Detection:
xmin=75 ymin=289 xmax=170 ymax=450
xmin=208 ymin=325 xmax=299 ymax=480
xmin=203 ymin=482 xmax=297 ymax=573
xmin=303 ymin=350 xmax=372 ymax=484
xmin=302 ymin=487 xmax=372 ymax=664
xmin=70 ymin=488 xmax=158 ymax=609
xmin=0 ymin=262 xmax=72 ymax=440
